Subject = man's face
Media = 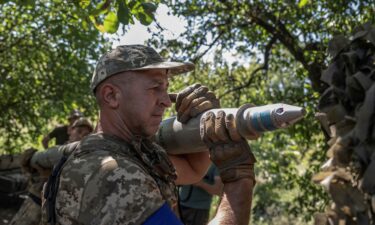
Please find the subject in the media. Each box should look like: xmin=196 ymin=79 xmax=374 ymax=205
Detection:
xmin=69 ymin=126 xmax=92 ymax=142
xmin=115 ymin=69 xmax=172 ymax=137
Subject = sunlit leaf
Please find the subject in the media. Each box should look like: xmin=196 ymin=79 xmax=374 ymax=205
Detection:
xmin=137 ymin=12 xmax=153 ymax=25
xmin=298 ymin=0 xmax=309 ymax=8
xmin=89 ymin=15 xmax=106 ymax=33
xmin=117 ymin=0 xmax=130 ymax=25
xmin=79 ymin=0 xmax=90 ymax=9
xmin=89 ymin=0 xmax=111 ymax=16
xmin=141 ymin=2 xmax=157 ymax=13
xmin=103 ymin=11 xmax=119 ymax=33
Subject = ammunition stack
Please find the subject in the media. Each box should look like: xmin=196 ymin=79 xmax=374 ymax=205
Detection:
xmin=313 ymin=23 xmax=375 ymax=224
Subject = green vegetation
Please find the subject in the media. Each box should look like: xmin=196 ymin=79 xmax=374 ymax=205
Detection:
xmin=0 ymin=0 xmax=158 ymax=153
xmin=153 ymin=1 xmax=374 ymax=223
xmin=1 ymin=0 xmax=374 ymax=223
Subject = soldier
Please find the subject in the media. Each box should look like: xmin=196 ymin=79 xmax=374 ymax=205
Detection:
xmin=9 ymin=118 xmax=93 ymax=225
xmin=43 ymin=45 xmax=257 ymax=225
xmin=42 ymin=109 xmax=83 ymax=149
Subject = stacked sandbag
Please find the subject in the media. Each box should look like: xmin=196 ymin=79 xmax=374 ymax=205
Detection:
xmin=313 ymin=22 xmax=375 ymax=225
xmin=0 ymin=154 xmax=28 ymax=207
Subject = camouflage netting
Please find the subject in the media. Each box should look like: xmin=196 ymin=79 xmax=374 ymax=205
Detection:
xmin=313 ymin=22 xmax=375 ymax=225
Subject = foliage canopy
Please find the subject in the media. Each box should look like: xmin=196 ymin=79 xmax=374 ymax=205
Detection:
xmin=0 ymin=0 xmax=159 ymax=152
xmin=150 ymin=0 xmax=374 ymax=223
xmin=0 ymin=1 xmax=109 ymax=152
xmin=1 ymin=0 xmax=375 ymax=223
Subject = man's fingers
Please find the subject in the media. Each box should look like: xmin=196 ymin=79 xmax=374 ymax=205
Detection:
xmin=204 ymin=91 xmax=220 ymax=108
xmin=179 ymin=100 xmax=216 ymax=123
xmin=189 ymin=92 xmax=219 ymax=110
xmin=176 ymin=84 xmax=201 ymax=109
xmin=186 ymin=92 xmax=220 ymax=117
xmin=178 ymin=86 xmax=208 ymax=114
xmin=204 ymin=112 xmax=219 ymax=143
xmin=169 ymin=93 xmax=177 ymax=103
xmin=201 ymin=112 xmax=212 ymax=144
xmin=190 ymin=101 xmax=216 ymax=118
xmin=225 ymin=114 xmax=242 ymax=141
xmin=215 ymin=111 xmax=230 ymax=142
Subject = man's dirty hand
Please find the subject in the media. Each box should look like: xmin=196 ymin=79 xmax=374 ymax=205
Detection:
xmin=170 ymin=84 xmax=220 ymax=124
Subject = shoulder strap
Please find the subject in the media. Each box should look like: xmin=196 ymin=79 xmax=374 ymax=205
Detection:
xmin=43 ymin=141 xmax=80 ymax=225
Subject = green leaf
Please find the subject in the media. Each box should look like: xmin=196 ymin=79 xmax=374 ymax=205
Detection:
xmin=19 ymin=0 xmax=35 ymax=7
xmin=117 ymin=0 xmax=130 ymax=25
xmin=79 ymin=0 xmax=90 ymax=9
xmin=0 ymin=0 xmax=11 ymax=4
xmin=89 ymin=0 xmax=111 ymax=16
xmin=141 ymin=2 xmax=157 ymax=13
xmin=137 ymin=11 xmax=153 ymax=25
xmin=128 ymin=0 xmax=141 ymax=10
xmin=50 ymin=24 xmax=63 ymax=35
xmin=298 ymin=0 xmax=309 ymax=8
xmin=103 ymin=11 xmax=119 ymax=33
xmin=89 ymin=15 xmax=106 ymax=33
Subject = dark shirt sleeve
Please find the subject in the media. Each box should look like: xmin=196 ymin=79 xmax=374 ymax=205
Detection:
xmin=48 ymin=126 xmax=69 ymax=145
xmin=49 ymin=126 xmax=64 ymax=138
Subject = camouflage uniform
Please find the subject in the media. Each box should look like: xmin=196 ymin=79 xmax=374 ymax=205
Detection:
xmin=50 ymin=133 xmax=177 ymax=225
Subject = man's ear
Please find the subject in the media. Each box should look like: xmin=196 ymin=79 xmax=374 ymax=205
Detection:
xmin=100 ymin=84 xmax=120 ymax=108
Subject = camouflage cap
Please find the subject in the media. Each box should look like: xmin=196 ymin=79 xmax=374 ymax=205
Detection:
xmin=72 ymin=117 xmax=93 ymax=132
xmin=90 ymin=45 xmax=195 ymax=92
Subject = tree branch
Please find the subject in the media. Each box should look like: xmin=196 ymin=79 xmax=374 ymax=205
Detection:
xmin=219 ymin=36 xmax=276 ymax=98
xmin=243 ymin=6 xmax=326 ymax=93
xmin=192 ymin=32 xmax=224 ymax=63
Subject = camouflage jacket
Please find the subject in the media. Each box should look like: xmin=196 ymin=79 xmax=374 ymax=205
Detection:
xmin=50 ymin=133 xmax=177 ymax=225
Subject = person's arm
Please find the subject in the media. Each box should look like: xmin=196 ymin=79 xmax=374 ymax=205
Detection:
xmin=194 ymin=175 xmax=223 ymax=196
xmin=169 ymin=151 xmax=211 ymax=185
xmin=169 ymin=83 xmax=221 ymax=185
xmin=209 ymin=178 xmax=254 ymax=225
xmin=202 ymin=111 xmax=257 ymax=225
xmin=42 ymin=135 xmax=50 ymax=149
xmin=43 ymin=127 xmax=60 ymax=149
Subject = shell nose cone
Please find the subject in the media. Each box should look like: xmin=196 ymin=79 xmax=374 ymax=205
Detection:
xmin=274 ymin=104 xmax=306 ymax=127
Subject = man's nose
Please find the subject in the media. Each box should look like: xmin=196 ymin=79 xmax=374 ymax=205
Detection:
xmin=160 ymin=91 xmax=172 ymax=108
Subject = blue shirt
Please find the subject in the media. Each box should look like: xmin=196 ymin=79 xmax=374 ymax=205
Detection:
xmin=179 ymin=165 xmax=219 ymax=209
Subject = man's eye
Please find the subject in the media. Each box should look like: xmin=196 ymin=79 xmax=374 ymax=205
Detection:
xmin=152 ymin=85 xmax=163 ymax=90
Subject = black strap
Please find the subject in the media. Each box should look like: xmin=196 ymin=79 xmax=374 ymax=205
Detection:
xmin=43 ymin=141 xmax=81 ymax=225
xmin=178 ymin=185 xmax=193 ymax=203
xmin=44 ymin=155 xmax=68 ymax=225
xmin=28 ymin=192 xmax=41 ymax=206
xmin=178 ymin=185 xmax=194 ymax=224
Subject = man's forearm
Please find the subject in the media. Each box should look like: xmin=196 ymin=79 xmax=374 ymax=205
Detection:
xmin=194 ymin=176 xmax=223 ymax=196
xmin=42 ymin=136 xmax=50 ymax=149
xmin=170 ymin=151 xmax=211 ymax=185
xmin=209 ymin=178 xmax=254 ymax=225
